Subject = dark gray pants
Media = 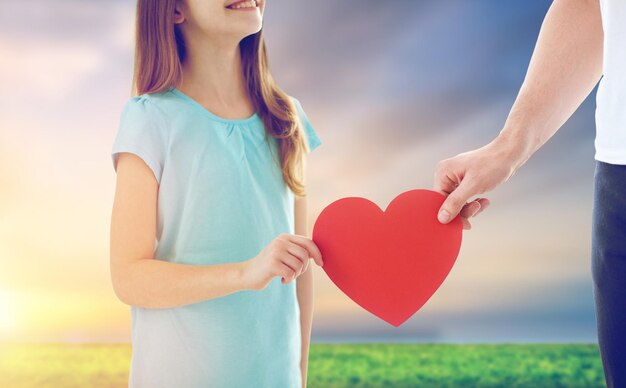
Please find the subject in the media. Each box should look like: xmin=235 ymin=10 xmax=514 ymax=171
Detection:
xmin=591 ymin=160 xmax=626 ymax=388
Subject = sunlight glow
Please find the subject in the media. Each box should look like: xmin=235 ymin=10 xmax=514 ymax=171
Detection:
xmin=0 ymin=289 xmax=19 ymax=334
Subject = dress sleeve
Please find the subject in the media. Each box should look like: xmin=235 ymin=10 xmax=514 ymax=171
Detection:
xmin=111 ymin=96 xmax=166 ymax=184
xmin=292 ymin=97 xmax=322 ymax=152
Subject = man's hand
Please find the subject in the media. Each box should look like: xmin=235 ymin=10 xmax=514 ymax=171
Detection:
xmin=432 ymin=0 xmax=603 ymax=231
xmin=433 ymin=137 xmax=524 ymax=229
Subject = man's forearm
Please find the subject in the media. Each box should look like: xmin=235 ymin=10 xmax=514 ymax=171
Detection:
xmin=497 ymin=0 xmax=603 ymax=169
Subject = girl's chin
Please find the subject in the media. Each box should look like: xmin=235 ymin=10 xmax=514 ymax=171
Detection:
xmin=233 ymin=24 xmax=263 ymax=38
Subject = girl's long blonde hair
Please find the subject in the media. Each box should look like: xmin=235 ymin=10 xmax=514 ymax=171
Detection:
xmin=132 ymin=0 xmax=309 ymax=196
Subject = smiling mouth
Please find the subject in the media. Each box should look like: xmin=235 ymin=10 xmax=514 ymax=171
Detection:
xmin=225 ymin=0 xmax=259 ymax=10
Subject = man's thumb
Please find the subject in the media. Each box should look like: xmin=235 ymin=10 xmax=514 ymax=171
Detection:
xmin=437 ymin=182 xmax=474 ymax=224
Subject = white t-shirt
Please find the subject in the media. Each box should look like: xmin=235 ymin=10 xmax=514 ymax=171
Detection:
xmin=595 ymin=0 xmax=626 ymax=164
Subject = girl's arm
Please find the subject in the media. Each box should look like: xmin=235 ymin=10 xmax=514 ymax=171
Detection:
xmin=110 ymin=153 xmax=321 ymax=309
xmin=110 ymin=153 xmax=247 ymax=308
xmin=295 ymin=194 xmax=314 ymax=388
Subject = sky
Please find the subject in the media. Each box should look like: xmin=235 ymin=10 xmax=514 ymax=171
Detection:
xmin=0 ymin=0 xmax=601 ymax=343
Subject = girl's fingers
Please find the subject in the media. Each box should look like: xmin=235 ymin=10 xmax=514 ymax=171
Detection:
xmin=288 ymin=234 xmax=324 ymax=267
xmin=279 ymin=263 xmax=296 ymax=283
xmin=287 ymin=242 xmax=309 ymax=267
xmin=281 ymin=253 xmax=305 ymax=278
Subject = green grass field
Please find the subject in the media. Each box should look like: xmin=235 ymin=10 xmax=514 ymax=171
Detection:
xmin=0 ymin=343 xmax=605 ymax=387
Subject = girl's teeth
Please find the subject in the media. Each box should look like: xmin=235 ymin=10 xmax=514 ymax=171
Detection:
xmin=232 ymin=1 xmax=256 ymax=9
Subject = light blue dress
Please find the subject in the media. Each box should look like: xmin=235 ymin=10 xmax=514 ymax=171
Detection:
xmin=110 ymin=87 xmax=321 ymax=388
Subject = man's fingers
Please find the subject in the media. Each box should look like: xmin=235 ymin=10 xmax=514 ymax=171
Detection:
xmin=460 ymin=197 xmax=490 ymax=219
xmin=458 ymin=198 xmax=490 ymax=231
xmin=475 ymin=198 xmax=490 ymax=215
xmin=433 ymin=170 xmax=459 ymax=196
xmin=438 ymin=180 xmax=477 ymax=224
xmin=459 ymin=201 xmax=481 ymax=219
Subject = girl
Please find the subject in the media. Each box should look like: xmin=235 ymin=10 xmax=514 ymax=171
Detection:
xmin=109 ymin=0 xmax=324 ymax=387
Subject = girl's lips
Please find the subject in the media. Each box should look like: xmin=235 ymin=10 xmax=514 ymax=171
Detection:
xmin=225 ymin=0 xmax=259 ymax=10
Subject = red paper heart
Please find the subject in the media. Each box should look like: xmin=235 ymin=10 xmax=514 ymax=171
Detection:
xmin=312 ymin=189 xmax=463 ymax=327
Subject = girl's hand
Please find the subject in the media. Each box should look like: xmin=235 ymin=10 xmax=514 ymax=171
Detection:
xmin=241 ymin=233 xmax=324 ymax=291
